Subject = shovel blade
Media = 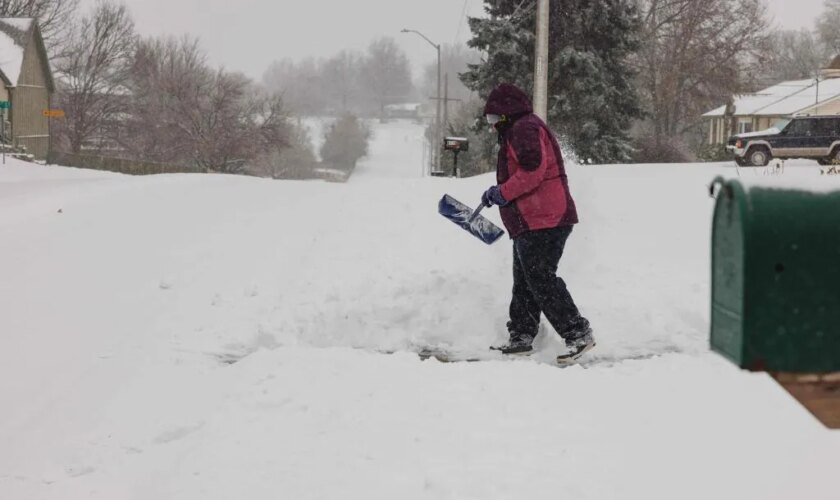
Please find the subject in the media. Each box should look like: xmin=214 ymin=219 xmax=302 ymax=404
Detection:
xmin=438 ymin=194 xmax=505 ymax=245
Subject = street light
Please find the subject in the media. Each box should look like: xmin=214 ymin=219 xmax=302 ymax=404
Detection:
xmin=401 ymin=28 xmax=441 ymax=174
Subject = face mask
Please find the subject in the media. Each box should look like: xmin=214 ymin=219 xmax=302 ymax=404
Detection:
xmin=486 ymin=114 xmax=502 ymax=125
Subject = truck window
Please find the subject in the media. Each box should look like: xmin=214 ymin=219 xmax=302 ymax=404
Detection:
xmin=787 ymin=119 xmax=814 ymax=136
xmin=814 ymin=119 xmax=836 ymax=136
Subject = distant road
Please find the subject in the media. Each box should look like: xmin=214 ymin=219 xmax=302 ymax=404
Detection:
xmin=351 ymin=119 xmax=428 ymax=181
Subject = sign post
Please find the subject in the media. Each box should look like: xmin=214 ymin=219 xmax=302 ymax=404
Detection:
xmin=44 ymin=109 xmax=64 ymax=164
xmin=0 ymin=100 xmax=10 ymax=165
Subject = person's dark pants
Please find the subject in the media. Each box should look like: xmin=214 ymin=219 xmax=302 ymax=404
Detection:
xmin=507 ymin=225 xmax=589 ymax=345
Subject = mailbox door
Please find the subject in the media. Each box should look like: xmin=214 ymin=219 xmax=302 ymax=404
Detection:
xmin=711 ymin=181 xmax=748 ymax=366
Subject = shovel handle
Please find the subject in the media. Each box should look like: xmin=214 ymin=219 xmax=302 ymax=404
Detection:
xmin=468 ymin=203 xmax=484 ymax=222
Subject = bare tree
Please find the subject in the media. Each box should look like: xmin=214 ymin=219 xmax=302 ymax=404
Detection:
xmin=764 ymin=29 xmax=829 ymax=83
xmin=186 ymin=72 xmax=291 ymax=173
xmin=322 ymin=50 xmax=363 ymax=114
xmin=261 ymin=42 xmax=413 ymax=118
xmin=818 ymin=0 xmax=840 ymax=55
xmin=634 ymin=0 xmax=770 ymax=145
xmin=55 ymin=0 xmax=135 ymax=153
xmin=124 ymin=36 xmax=292 ymax=173
xmin=250 ymin=114 xmax=315 ymax=180
xmin=361 ymin=37 xmax=413 ymax=118
xmin=0 ymin=0 xmax=79 ymax=54
xmin=262 ymin=57 xmax=326 ymax=115
xmin=122 ymin=36 xmax=208 ymax=164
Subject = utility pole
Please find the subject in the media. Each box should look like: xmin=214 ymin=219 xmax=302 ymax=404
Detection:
xmin=534 ymin=0 xmax=550 ymax=121
xmin=431 ymin=74 xmax=461 ymax=139
xmin=443 ymin=73 xmax=449 ymax=136
xmin=436 ymin=43 xmax=441 ymax=172
xmin=815 ymin=71 xmax=821 ymax=115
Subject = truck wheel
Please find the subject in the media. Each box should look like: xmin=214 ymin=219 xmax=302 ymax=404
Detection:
xmin=746 ymin=147 xmax=770 ymax=167
xmin=830 ymin=147 xmax=840 ymax=165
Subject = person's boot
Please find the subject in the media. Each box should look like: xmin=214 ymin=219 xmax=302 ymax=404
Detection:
xmin=557 ymin=325 xmax=595 ymax=364
xmin=490 ymin=336 xmax=534 ymax=355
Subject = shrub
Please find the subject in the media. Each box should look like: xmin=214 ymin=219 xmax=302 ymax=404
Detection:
xmin=320 ymin=115 xmax=371 ymax=170
xmin=630 ymin=136 xmax=691 ymax=164
xmin=695 ymin=144 xmax=732 ymax=162
xmin=249 ymin=121 xmax=317 ymax=179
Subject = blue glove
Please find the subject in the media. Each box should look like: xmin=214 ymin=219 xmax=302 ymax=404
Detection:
xmin=481 ymin=185 xmax=508 ymax=207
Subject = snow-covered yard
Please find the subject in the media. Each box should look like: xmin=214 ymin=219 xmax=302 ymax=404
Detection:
xmin=1 ymin=121 xmax=838 ymax=499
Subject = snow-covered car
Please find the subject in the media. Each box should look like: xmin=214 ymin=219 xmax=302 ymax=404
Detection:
xmin=726 ymin=116 xmax=840 ymax=166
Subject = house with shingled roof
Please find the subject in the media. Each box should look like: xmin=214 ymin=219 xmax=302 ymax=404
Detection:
xmin=703 ymin=56 xmax=840 ymax=146
xmin=703 ymin=56 xmax=840 ymax=145
xmin=0 ymin=18 xmax=55 ymax=160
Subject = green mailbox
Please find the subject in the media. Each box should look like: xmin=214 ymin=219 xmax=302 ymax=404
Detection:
xmin=711 ymin=177 xmax=840 ymax=374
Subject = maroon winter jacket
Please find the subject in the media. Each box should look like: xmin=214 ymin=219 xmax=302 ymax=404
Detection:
xmin=484 ymin=83 xmax=579 ymax=239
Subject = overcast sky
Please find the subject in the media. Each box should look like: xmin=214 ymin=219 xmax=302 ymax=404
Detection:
xmin=78 ymin=0 xmax=827 ymax=81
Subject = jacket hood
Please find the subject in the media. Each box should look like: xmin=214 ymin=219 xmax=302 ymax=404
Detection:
xmin=484 ymin=83 xmax=533 ymax=117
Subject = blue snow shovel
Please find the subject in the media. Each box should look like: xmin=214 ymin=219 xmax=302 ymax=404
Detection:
xmin=438 ymin=194 xmax=505 ymax=245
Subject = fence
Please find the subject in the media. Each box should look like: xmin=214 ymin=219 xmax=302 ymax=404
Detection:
xmin=48 ymin=151 xmax=203 ymax=176
xmin=48 ymin=151 xmax=360 ymax=182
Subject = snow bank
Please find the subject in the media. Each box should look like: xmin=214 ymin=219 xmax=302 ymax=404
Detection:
xmin=1 ymin=124 xmax=838 ymax=499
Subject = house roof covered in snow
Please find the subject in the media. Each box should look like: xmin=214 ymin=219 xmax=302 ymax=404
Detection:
xmin=826 ymin=55 xmax=840 ymax=71
xmin=0 ymin=18 xmax=34 ymax=86
xmin=703 ymin=78 xmax=840 ymax=118
xmin=385 ymin=103 xmax=421 ymax=111
xmin=0 ymin=18 xmax=53 ymax=90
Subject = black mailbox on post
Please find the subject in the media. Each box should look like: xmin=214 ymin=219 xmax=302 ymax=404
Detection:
xmin=443 ymin=137 xmax=469 ymax=177
xmin=444 ymin=137 xmax=469 ymax=152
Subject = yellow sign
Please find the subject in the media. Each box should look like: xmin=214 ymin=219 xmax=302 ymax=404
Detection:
xmin=43 ymin=109 xmax=65 ymax=118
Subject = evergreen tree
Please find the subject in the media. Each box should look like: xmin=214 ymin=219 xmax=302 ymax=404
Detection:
xmin=462 ymin=0 xmax=643 ymax=164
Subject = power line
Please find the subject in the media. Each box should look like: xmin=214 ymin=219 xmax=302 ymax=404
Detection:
xmin=454 ymin=0 xmax=471 ymax=46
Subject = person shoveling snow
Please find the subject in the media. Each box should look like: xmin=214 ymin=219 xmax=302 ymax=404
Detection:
xmin=481 ymin=83 xmax=595 ymax=364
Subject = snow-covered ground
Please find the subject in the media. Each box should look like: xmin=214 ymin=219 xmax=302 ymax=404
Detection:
xmin=1 ymin=121 xmax=838 ymax=499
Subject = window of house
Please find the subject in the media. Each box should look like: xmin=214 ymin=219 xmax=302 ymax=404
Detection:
xmin=772 ymin=118 xmax=791 ymax=131
xmin=739 ymin=121 xmax=753 ymax=134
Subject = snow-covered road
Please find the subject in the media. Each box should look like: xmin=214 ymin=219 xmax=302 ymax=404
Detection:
xmin=1 ymin=120 xmax=838 ymax=499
